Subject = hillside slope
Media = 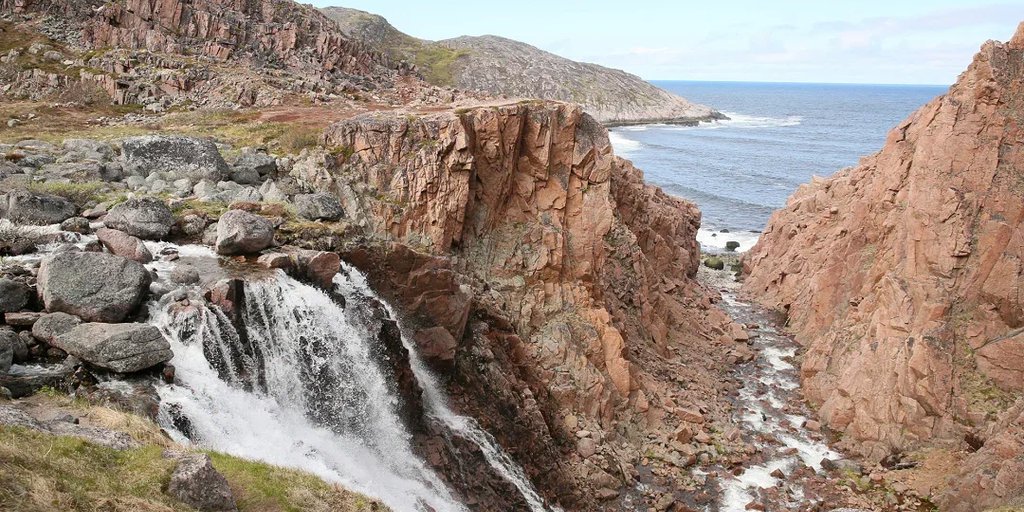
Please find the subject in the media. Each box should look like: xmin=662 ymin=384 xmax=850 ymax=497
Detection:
xmin=320 ymin=7 xmax=722 ymax=125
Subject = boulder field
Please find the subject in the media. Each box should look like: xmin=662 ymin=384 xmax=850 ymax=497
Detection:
xmin=743 ymin=22 xmax=1024 ymax=510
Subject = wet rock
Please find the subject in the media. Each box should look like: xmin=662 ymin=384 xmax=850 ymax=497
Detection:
xmin=38 ymin=252 xmax=151 ymax=322
xmin=31 ymin=312 xmax=82 ymax=344
xmin=53 ymin=323 xmax=172 ymax=373
xmin=103 ymin=197 xmax=174 ymax=240
xmin=412 ymin=327 xmax=458 ymax=366
xmin=167 ymin=453 xmax=238 ymax=511
xmin=804 ymin=419 xmax=821 ymax=431
xmin=96 ymin=228 xmax=153 ymax=263
xmin=59 ymin=217 xmax=92 ymax=234
xmin=122 ymin=136 xmax=229 ymax=183
xmin=256 ymin=252 xmax=291 ymax=270
xmin=294 ymin=193 xmax=344 ymax=221
xmin=170 ymin=265 xmax=200 ymax=285
xmin=0 ymin=189 xmax=76 ymax=225
xmin=0 ymin=328 xmax=14 ymax=373
xmin=0 ymin=278 xmax=31 ymax=313
xmin=770 ymin=468 xmax=785 ymax=479
xmin=215 ymin=210 xmax=274 ymax=255
xmin=177 ymin=214 xmax=208 ymax=237
xmin=725 ymin=241 xmax=740 ymax=252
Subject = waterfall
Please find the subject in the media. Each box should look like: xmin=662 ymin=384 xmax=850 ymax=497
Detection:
xmin=151 ymin=271 xmax=465 ymax=512
xmin=150 ymin=252 xmax=553 ymax=511
xmin=336 ymin=263 xmax=552 ymax=512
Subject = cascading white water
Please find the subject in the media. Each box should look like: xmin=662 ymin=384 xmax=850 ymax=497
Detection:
xmin=151 ymin=269 xmax=466 ymax=512
xmin=336 ymin=263 xmax=553 ymax=512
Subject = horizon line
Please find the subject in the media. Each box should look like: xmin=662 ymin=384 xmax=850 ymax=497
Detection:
xmin=646 ymin=79 xmax=951 ymax=88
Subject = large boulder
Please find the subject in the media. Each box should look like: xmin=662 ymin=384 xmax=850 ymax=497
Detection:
xmin=53 ymin=323 xmax=172 ymax=373
xmin=103 ymin=198 xmax=174 ymax=240
xmin=215 ymin=210 xmax=274 ymax=255
xmin=121 ymin=136 xmax=229 ymax=183
xmin=0 ymin=190 xmax=76 ymax=225
xmin=96 ymin=227 xmax=153 ymax=263
xmin=38 ymin=252 xmax=151 ymax=322
xmin=167 ymin=453 xmax=238 ymax=511
xmin=234 ymin=148 xmax=277 ymax=177
xmin=0 ymin=278 xmax=31 ymax=313
xmin=294 ymin=193 xmax=344 ymax=221
xmin=62 ymin=138 xmax=115 ymax=163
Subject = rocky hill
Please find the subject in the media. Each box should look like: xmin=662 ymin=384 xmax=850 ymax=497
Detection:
xmin=321 ymin=7 xmax=722 ymax=125
xmin=743 ymin=22 xmax=1024 ymax=510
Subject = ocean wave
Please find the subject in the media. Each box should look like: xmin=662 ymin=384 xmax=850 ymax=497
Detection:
xmin=608 ymin=131 xmax=641 ymax=155
xmin=665 ymin=112 xmax=803 ymax=131
xmin=697 ymin=228 xmax=761 ymax=253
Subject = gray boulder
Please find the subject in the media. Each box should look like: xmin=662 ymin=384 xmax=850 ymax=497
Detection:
xmin=96 ymin=227 xmax=153 ymax=263
xmin=167 ymin=453 xmax=238 ymax=511
xmin=103 ymin=197 xmax=173 ymax=240
xmin=229 ymin=166 xmax=261 ymax=186
xmin=215 ymin=210 xmax=274 ymax=255
xmin=60 ymin=217 xmax=92 ymax=234
xmin=38 ymin=252 xmax=151 ymax=322
xmin=170 ymin=265 xmax=200 ymax=285
xmin=294 ymin=193 xmax=344 ymax=221
xmin=31 ymin=312 xmax=82 ymax=344
xmin=54 ymin=323 xmax=171 ymax=373
xmin=234 ymin=148 xmax=277 ymax=177
xmin=0 ymin=278 xmax=31 ymax=313
xmin=121 ymin=136 xmax=229 ymax=183
xmin=61 ymin=139 xmax=114 ymax=163
xmin=0 ymin=328 xmax=15 ymax=373
xmin=0 ymin=189 xmax=76 ymax=225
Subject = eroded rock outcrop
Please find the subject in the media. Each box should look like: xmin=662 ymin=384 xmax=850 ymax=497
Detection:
xmin=743 ymin=22 xmax=1024 ymax=510
xmin=302 ymin=101 xmax=737 ymax=507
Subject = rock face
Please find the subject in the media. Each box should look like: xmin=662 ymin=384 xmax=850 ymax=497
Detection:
xmin=38 ymin=252 xmax=151 ymax=322
xmin=53 ymin=323 xmax=172 ymax=373
xmin=0 ymin=190 xmax=76 ymax=225
xmin=1 ymin=0 xmax=398 ymax=109
xmin=121 ymin=136 xmax=229 ymax=184
xmin=167 ymin=453 xmax=238 ymax=512
xmin=215 ymin=210 xmax=274 ymax=255
xmin=322 ymin=7 xmax=722 ymax=125
xmin=743 ymin=23 xmax=1024 ymax=508
xmin=103 ymin=197 xmax=174 ymax=240
xmin=310 ymin=101 xmax=734 ymax=507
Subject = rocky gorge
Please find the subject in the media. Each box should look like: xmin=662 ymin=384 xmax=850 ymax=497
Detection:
xmin=2 ymin=0 xmax=1024 ymax=511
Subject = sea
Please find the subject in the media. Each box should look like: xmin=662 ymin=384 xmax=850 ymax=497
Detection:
xmin=608 ymin=81 xmax=948 ymax=252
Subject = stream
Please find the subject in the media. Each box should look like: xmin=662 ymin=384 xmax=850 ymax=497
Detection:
xmin=708 ymin=272 xmax=842 ymax=511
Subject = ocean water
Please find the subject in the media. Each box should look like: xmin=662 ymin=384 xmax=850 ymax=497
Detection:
xmin=609 ymin=81 xmax=948 ymax=251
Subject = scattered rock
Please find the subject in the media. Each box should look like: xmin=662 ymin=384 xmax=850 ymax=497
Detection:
xmin=121 ymin=136 xmax=229 ymax=183
xmin=167 ymin=453 xmax=238 ymax=512
xmin=0 ymin=278 xmax=31 ymax=313
xmin=703 ymin=257 xmax=725 ymax=271
xmin=679 ymin=407 xmax=705 ymax=424
xmin=4 ymin=312 xmax=43 ymax=327
xmin=59 ymin=217 xmax=92 ymax=234
xmin=31 ymin=312 xmax=82 ymax=344
xmin=234 ymin=148 xmax=277 ymax=177
xmin=38 ymin=252 xmax=151 ymax=322
xmin=96 ymin=227 xmax=153 ymax=263
xmin=170 ymin=265 xmax=200 ymax=285
xmin=413 ymin=327 xmax=458 ymax=365
xmin=103 ymin=197 xmax=174 ymax=240
xmin=0 ymin=189 xmax=76 ymax=225
xmin=725 ymin=241 xmax=740 ymax=252
xmin=215 ymin=210 xmax=274 ymax=255
xmin=294 ymin=193 xmax=344 ymax=221
xmin=53 ymin=323 xmax=172 ymax=373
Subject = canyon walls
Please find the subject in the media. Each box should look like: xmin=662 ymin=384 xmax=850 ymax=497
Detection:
xmin=292 ymin=101 xmax=742 ymax=507
xmin=743 ymin=22 xmax=1024 ymax=510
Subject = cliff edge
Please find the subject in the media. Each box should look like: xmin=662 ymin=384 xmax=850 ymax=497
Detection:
xmin=743 ymin=22 xmax=1024 ymax=511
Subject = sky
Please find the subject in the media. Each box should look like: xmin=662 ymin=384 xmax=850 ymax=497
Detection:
xmin=308 ymin=1 xmax=1024 ymax=85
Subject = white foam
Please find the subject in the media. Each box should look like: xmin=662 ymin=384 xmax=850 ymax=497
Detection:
xmin=608 ymin=131 xmax=642 ymax=157
xmin=667 ymin=112 xmax=803 ymax=131
xmin=698 ymin=228 xmax=761 ymax=253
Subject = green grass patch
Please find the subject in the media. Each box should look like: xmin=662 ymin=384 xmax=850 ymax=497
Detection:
xmin=412 ymin=45 xmax=469 ymax=87
xmin=25 ymin=181 xmax=112 ymax=206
